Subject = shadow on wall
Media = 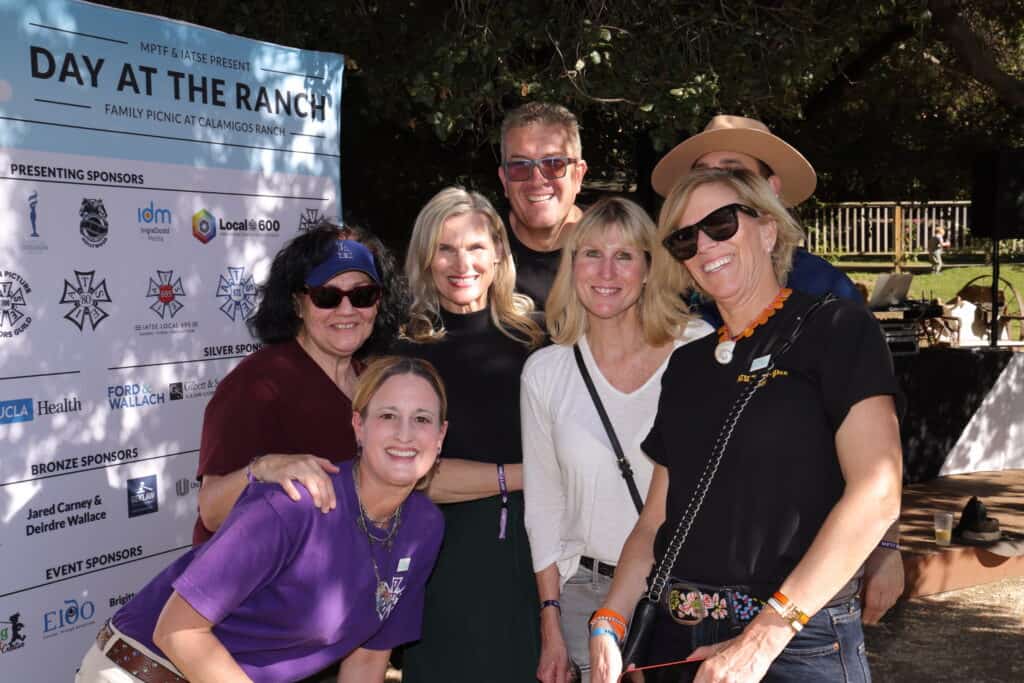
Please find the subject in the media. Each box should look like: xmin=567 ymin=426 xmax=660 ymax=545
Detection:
xmin=895 ymin=347 xmax=1014 ymax=484
xmin=941 ymin=354 xmax=1024 ymax=476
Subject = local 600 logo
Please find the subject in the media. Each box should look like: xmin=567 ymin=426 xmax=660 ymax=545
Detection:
xmin=192 ymin=209 xmax=216 ymax=243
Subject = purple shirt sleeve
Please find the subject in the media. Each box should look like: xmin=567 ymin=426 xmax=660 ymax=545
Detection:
xmin=174 ymin=488 xmax=295 ymax=624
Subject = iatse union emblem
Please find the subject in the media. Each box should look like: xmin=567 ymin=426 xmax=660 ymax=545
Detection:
xmin=215 ymin=266 xmax=257 ymax=321
xmin=60 ymin=270 xmax=112 ymax=331
xmin=146 ymin=270 xmax=185 ymax=319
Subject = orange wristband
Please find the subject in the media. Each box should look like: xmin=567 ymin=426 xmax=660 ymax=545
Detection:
xmin=589 ymin=608 xmax=627 ymax=640
xmin=771 ymin=591 xmax=810 ymax=625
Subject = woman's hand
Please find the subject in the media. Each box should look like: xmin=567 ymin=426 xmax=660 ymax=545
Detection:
xmin=536 ymin=626 xmax=572 ymax=683
xmin=251 ymin=453 xmax=340 ymax=513
xmin=589 ymin=632 xmax=624 ymax=683
xmin=860 ymin=541 xmax=904 ymax=624
xmin=689 ymin=615 xmax=792 ymax=683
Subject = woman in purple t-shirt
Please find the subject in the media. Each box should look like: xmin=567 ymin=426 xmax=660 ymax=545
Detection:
xmin=76 ymin=357 xmax=448 ymax=683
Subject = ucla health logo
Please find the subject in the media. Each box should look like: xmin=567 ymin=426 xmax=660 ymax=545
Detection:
xmin=127 ymin=474 xmax=158 ymax=517
xmin=60 ymin=270 xmax=112 ymax=331
xmin=216 ymin=266 xmax=257 ymax=321
xmin=0 ymin=612 xmax=27 ymax=653
xmin=138 ymin=201 xmax=172 ymax=242
xmin=192 ymin=209 xmax=216 ymax=243
xmin=79 ymin=198 xmax=109 ymax=247
xmin=298 ymin=208 xmax=324 ymax=232
xmin=0 ymin=398 xmax=33 ymax=425
xmin=146 ymin=270 xmax=185 ymax=319
xmin=0 ymin=270 xmax=33 ymax=338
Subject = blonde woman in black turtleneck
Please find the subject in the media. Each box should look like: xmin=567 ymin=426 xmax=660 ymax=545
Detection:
xmin=393 ymin=186 xmax=545 ymax=683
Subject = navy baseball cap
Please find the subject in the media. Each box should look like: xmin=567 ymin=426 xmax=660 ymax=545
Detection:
xmin=305 ymin=240 xmax=382 ymax=287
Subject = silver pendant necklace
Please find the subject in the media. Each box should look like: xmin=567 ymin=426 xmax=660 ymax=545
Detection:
xmin=353 ymin=462 xmax=405 ymax=620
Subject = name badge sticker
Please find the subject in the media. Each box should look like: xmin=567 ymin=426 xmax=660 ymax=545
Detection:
xmin=750 ymin=355 xmax=771 ymax=372
xmin=397 ymin=557 xmax=411 ymax=573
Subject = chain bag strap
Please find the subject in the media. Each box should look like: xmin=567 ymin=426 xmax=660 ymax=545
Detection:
xmin=621 ymin=294 xmax=836 ymax=668
xmin=573 ymin=343 xmax=644 ymax=515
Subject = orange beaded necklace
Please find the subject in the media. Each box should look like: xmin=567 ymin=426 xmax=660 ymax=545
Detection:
xmin=713 ymin=288 xmax=792 ymax=365
xmin=717 ymin=288 xmax=792 ymax=343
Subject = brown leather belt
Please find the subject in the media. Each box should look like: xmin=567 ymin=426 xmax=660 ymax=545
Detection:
xmin=97 ymin=620 xmax=187 ymax=683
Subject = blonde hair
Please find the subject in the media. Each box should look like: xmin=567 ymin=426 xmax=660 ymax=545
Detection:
xmin=547 ymin=197 xmax=691 ymax=346
xmin=656 ymin=168 xmax=804 ymax=296
xmin=353 ymin=355 xmax=447 ymax=490
xmin=404 ymin=187 xmax=544 ymax=348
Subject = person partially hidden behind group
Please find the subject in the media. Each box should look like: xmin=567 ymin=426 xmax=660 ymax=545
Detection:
xmin=590 ymin=168 xmax=903 ymax=682
xmin=192 ymin=221 xmax=408 ymax=547
xmin=76 ymin=355 xmax=448 ymax=683
xmin=394 ymin=186 xmax=546 ymax=683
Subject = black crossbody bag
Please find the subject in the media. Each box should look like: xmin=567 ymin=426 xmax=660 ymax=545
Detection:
xmin=619 ymin=295 xmax=837 ymax=669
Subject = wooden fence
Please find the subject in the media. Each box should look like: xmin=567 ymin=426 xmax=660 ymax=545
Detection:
xmin=803 ymin=201 xmax=981 ymax=258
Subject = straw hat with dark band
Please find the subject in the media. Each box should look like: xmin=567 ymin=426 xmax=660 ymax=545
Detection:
xmin=650 ymin=115 xmax=817 ymax=207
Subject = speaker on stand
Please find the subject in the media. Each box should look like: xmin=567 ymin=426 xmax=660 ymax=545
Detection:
xmin=969 ymin=149 xmax=1024 ymax=346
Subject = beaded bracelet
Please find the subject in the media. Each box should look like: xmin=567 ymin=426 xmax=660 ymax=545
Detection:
xmin=540 ymin=599 xmax=561 ymax=613
xmin=589 ymin=626 xmax=621 ymax=646
xmin=497 ymin=464 xmax=509 ymax=540
xmin=588 ymin=609 xmax=627 ymax=641
xmin=767 ymin=591 xmax=809 ymax=633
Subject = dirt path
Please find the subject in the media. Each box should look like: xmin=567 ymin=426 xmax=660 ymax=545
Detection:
xmin=865 ymin=577 xmax=1024 ymax=682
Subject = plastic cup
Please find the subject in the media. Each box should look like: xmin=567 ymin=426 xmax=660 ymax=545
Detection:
xmin=934 ymin=511 xmax=954 ymax=546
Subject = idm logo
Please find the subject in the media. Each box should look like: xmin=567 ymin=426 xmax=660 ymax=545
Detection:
xmin=138 ymin=201 xmax=172 ymax=224
xmin=192 ymin=209 xmax=216 ymax=244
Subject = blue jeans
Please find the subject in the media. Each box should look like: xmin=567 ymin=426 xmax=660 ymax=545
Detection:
xmin=642 ymin=598 xmax=871 ymax=683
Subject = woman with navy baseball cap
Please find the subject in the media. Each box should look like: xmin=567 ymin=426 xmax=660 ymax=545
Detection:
xmin=191 ymin=221 xmax=409 ymax=547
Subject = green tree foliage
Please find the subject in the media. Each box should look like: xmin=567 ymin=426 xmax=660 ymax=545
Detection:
xmin=98 ymin=0 xmax=1024 ymax=242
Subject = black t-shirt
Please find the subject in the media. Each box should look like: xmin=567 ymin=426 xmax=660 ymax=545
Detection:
xmin=506 ymin=222 xmax=562 ymax=311
xmin=642 ymin=291 xmax=899 ymax=597
xmin=392 ymin=307 xmax=533 ymax=465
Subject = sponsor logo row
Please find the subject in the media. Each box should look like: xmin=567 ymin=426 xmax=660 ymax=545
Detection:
xmin=24 ymin=472 xmax=199 ymax=539
xmin=0 ymin=369 xmax=239 ymax=425
xmin=18 ymin=192 xmax=325 ymax=249
xmin=0 ymin=266 xmax=260 ymax=337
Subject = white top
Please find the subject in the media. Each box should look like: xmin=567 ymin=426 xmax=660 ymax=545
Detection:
xmin=521 ymin=320 xmax=712 ymax=586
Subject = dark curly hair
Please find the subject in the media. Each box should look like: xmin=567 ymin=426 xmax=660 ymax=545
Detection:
xmin=247 ymin=221 xmax=410 ymax=359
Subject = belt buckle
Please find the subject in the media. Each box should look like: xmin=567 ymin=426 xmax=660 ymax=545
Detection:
xmin=666 ymin=582 xmax=708 ymax=625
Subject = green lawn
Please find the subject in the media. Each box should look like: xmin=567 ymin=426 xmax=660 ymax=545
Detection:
xmin=844 ymin=263 xmax=1024 ymax=340
xmin=843 ymin=264 xmax=1024 ymax=306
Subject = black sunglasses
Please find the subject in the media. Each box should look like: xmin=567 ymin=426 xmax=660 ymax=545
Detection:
xmin=305 ymin=283 xmax=382 ymax=309
xmin=661 ymin=203 xmax=760 ymax=261
xmin=503 ymin=156 xmax=577 ymax=182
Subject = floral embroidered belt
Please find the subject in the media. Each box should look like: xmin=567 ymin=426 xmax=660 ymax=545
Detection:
xmin=663 ymin=580 xmax=764 ymax=626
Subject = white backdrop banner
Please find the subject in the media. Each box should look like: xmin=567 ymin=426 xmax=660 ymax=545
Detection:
xmin=0 ymin=1 xmax=343 ymax=680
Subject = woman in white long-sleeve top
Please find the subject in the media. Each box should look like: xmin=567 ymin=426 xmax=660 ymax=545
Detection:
xmin=522 ymin=197 xmax=712 ymax=682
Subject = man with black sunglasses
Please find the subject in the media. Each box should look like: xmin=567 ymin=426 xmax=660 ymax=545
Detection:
xmin=651 ymin=114 xmax=903 ymax=628
xmin=498 ymin=102 xmax=588 ymax=309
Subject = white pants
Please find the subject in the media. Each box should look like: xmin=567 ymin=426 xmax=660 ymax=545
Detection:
xmin=75 ymin=622 xmax=185 ymax=683
xmin=561 ymin=564 xmax=614 ymax=680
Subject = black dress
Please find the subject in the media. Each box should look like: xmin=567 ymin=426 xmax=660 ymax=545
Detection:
xmin=394 ymin=306 xmax=541 ymax=683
